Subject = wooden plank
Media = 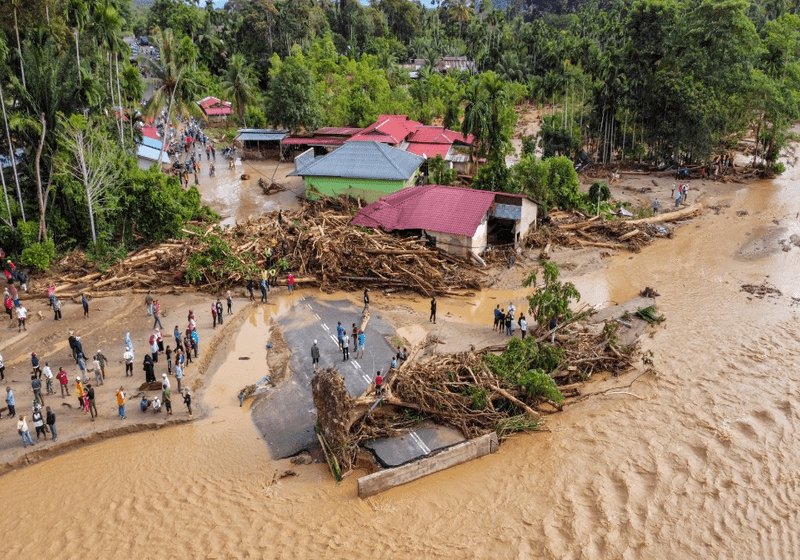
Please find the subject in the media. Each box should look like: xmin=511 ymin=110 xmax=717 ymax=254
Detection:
xmin=357 ymin=432 xmax=499 ymax=499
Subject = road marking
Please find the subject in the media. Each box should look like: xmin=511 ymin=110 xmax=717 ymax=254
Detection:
xmin=410 ymin=431 xmax=431 ymax=455
xmin=321 ymin=324 xmax=330 ymax=332
xmin=329 ymin=335 xmax=338 ymax=344
xmin=362 ymin=373 xmax=371 ymax=383
xmin=306 ymin=303 xmax=313 ymax=310
xmin=351 ymin=360 xmax=362 ymax=370
xmin=313 ymin=313 xmax=320 ymax=320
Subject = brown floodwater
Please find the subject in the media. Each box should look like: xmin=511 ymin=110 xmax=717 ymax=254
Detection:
xmin=3 ymin=163 xmax=800 ymax=558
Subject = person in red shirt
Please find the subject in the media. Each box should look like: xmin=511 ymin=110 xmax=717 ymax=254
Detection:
xmin=56 ymin=367 xmax=69 ymax=398
xmin=287 ymin=272 xmax=295 ymax=293
xmin=375 ymin=371 xmax=383 ymax=396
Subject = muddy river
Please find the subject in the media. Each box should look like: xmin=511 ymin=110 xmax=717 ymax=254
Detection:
xmin=2 ymin=165 xmax=800 ymax=558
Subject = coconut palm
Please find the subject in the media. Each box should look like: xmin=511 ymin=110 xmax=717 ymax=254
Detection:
xmin=222 ymin=53 xmax=257 ymax=127
xmin=141 ymin=30 xmax=199 ymax=164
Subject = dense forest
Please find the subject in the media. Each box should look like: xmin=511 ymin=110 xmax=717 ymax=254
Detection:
xmin=0 ymin=0 xmax=798 ymax=267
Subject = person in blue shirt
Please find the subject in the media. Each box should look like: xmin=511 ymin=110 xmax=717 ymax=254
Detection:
xmin=336 ymin=322 xmax=345 ymax=350
xmin=493 ymin=305 xmax=501 ymax=331
xmin=6 ymin=386 xmax=15 ymax=418
xmin=356 ymin=331 xmax=365 ymax=359
xmin=191 ymin=330 xmax=199 ymax=358
xmin=82 ymin=294 xmax=89 ymax=318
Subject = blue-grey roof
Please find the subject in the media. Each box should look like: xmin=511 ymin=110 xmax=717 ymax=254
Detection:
xmin=137 ymin=144 xmax=170 ymax=164
xmin=289 ymin=141 xmax=424 ymax=181
xmin=236 ymin=129 xmax=289 ymax=142
xmin=140 ymin=135 xmax=162 ymax=150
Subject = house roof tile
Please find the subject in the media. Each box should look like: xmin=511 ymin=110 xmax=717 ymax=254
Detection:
xmin=348 ymin=114 xmax=422 ymax=145
xmin=289 ymin=141 xmax=424 ymax=181
xmin=406 ymin=143 xmax=451 ymax=159
xmin=351 ymin=185 xmax=497 ymax=237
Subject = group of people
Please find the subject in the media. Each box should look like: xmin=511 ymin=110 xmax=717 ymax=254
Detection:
xmin=211 ymin=292 xmax=233 ymax=328
xmin=652 ymin=183 xmax=690 ymax=215
xmin=493 ymin=303 xmax=528 ymax=339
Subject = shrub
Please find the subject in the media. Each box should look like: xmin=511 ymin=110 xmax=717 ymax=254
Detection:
xmin=20 ymin=240 xmax=56 ymax=271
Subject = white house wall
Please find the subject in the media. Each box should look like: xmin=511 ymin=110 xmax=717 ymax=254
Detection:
xmin=518 ymin=199 xmax=538 ymax=241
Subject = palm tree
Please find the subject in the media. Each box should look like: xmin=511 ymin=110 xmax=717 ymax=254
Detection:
xmin=450 ymin=0 xmax=472 ymax=40
xmin=89 ymin=1 xmax=126 ymax=140
xmin=141 ymin=30 xmax=199 ymax=165
xmin=222 ymin=53 xmax=256 ymax=127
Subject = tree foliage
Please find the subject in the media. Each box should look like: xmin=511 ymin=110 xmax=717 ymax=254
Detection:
xmin=523 ymin=260 xmax=581 ymax=330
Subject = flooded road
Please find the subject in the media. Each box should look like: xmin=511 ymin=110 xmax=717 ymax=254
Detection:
xmin=3 ymin=167 xmax=800 ymax=557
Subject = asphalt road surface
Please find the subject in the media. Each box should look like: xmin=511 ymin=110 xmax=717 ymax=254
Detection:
xmin=254 ymin=295 xmax=397 ymax=459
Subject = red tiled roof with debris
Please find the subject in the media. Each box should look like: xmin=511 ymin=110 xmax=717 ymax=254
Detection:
xmin=408 ymin=126 xmax=474 ymax=145
xmin=348 ymin=115 xmax=422 ymax=145
xmin=281 ymin=137 xmax=349 ymax=146
xmin=141 ymin=126 xmax=160 ymax=140
xmin=197 ymin=96 xmax=232 ymax=116
xmin=351 ymin=185 xmax=496 ymax=237
xmin=313 ymin=127 xmax=363 ymax=136
xmin=406 ymin=143 xmax=451 ymax=159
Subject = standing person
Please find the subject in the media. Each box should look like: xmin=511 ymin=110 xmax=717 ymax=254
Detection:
xmin=116 ymin=387 xmax=126 ymax=419
xmin=505 ymin=312 xmax=513 ymax=337
xmin=43 ymin=362 xmax=54 ymax=394
xmin=31 ymin=352 xmax=42 ymax=378
xmin=123 ymin=348 xmax=134 ymax=377
xmin=173 ymin=326 xmax=182 ymax=351
xmin=175 ymin=360 xmax=183 ymax=392
xmin=191 ymin=329 xmax=199 ymax=358
xmin=75 ymin=377 xmax=85 ymax=411
xmin=163 ymin=385 xmax=172 ymax=416
xmin=342 ymin=333 xmax=350 ymax=361
xmin=311 ymin=340 xmax=320 ymax=371
xmin=357 ymin=330 xmax=365 ymax=359
xmin=183 ymin=389 xmax=192 ymax=418
xmin=493 ymin=305 xmax=501 ymax=331
xmin=153 ymin=300 xmax=163 ymax=329
xmin=143 ymin=354 xmax=155 ymax=383
xmin=82 ymin=294 xmax=89 ymax=317
xmin=155 ymin=329 xmax=164 ymax=353
xmin=124 ymin=332 xmax=133 ymax=353
xmin=0 ymin=352 xmax=3 ymax=381
xmin=351 ymin=323 xmax=358 ymax=352
xmin=226 ymin=290 xmax=233 ymax=315
xmin=145 ymin=291 xmax=154 ymax=316
xmin=86 ymin=384 xmax=97 ymax=420
xmin=363 ymin=288 xmax=370 ymax=313
xmin=18 ymin=269 xmax=27 ymax=292
xmin=18 ymin=415 xmax=35 ymax=448
xmin=549 ymin=317 xmax=558 ymax=343
xmin=519 ymin=315 xmax=527 ymax=340
xmin=287 ymin=272 xmax=295 ymax=293
xmin=183 ymin=334 xmax=193 ymax=365
xmin=53 ymin=297 xmax=62 ymax=320
xmin=260 ymin=276 xmax=268 ymax=303
xmin=32 ymin=407 xmax=46 ymax=440
xmin=336 ymin=322 xmax=345 ymax=350
xmin=429 ymin=296 xmax=437 ymax=324
xmin=31 ymin=374 xmax=43 ymax=405
xmin=3 ymin=293 xmax=11 ymax=320
xmin=16 ymin=304 xmax=27 ymax=331
xmin=375 ymin=371 xmax=383 ymax=396
xmin=211 ymin=301 xmax=218 ymax=328
xmin=6 ymin=386 xmax=15 ymax=418
xmin=56 ymin=367 xmax=69 ymax=397
xmin=96 ymin=350 xmax=107 ymax=379
xmin=47 ymin=284 xmax=56 ymax=307
xmin=149 ymin=334 xmax=159 ymax=363
xmin=216 ymin=299 xmax=224 ymax=325
xmin=683 ymin=183 xmax=689 ymax=202
xmin=652 ymin=198 xmax=660 ymax=215
xmin=74 ymin=337 xmax=84 ymax=362
xmin=46 ymin=406 xmax=57 ymax=441
xmin=675 ymin=189 xmax=681 ymax=208
xmin=77 ymin=353 xmax=87 ymax=380
xmin=92 ymin=355 xmax=103 ymax=386
xmin=165 ymin=345 xmax=173 ymax=374
xmin=247 ymin=279 xmax=255 ymax=301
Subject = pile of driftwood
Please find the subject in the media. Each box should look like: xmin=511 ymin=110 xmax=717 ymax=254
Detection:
xmin=313 ymin=318 xmax=637 ymax=474
xmin=526 ymin=203 xmax=703 ymax=255
xmin=39 ymin=197 xmax=484 ymax=298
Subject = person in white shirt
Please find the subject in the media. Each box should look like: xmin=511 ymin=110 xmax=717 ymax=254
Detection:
xmin=93 ymin=357 xmax=103 ymax=386
xmin=42 ymin=363 xmax=54 ymax=394
xmin=16 ymin=305 xmax=27 ymax=331
xmin=123 ymin=350 xmax=134 ymax=377
xmin=0 ymin=352 xmax=4 ymax=381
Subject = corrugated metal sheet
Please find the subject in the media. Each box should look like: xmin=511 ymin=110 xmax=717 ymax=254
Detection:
xmin=406 ymin=143 xmax=451 ymax=159
xmin=294 ymin=148 xmax=315 ymax=171
xmin=282 ymin=137 xmax=346 ymax=146
xmin=409 ymin=126 xmax=473 ymax=145
xmin=313 ymin=127 xmax=362 ymax=136
xmin=140 ymin=135 xmax=162 ymax=150
xmin=289 ymin=141 xmax=424 ymax=181
xmin=236 ymin=129 xmax=289 ymax=142
xmin=137 ymin=144 xmax=169 ymax=164
xmin=352 ymin=185 xmax=495 ymax=237
xmin=494 ymin=203 xmax=522 ymax=220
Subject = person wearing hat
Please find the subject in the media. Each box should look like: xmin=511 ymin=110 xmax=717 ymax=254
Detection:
xmin=75 ymin=377 xmax=85 ymax=411
xmin=311 ymin=340 xmax=320 ymax=371
xmin=161 ymin=373 xmax=171 ymax=392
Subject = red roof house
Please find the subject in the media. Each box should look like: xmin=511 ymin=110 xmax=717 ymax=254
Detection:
xmin=197 ymin=96 xmax=233 ymax=121
xmin=352 ymin=185 xmax=538 ymax=257
xmin=348 ymin=115 xmax=423 ymax=146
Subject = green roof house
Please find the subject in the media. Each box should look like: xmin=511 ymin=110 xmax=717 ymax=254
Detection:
xmin=288 ymin=141 xmax=425 ymax=203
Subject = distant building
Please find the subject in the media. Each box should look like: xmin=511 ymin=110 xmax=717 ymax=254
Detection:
xmin=352 ymin=185 xmax=537 ymax=258
xmin=197 ymin=96 xmax=233 ymax=123
xmin=281 ymin=127 xmax=363 ymax=158
xmin=406 ymin=126 xmax=475 ymax=174
xmin=347 ymin=115 xmax=423 ymax=147
xmin=289 ymin=141 xmax=425 ymax=203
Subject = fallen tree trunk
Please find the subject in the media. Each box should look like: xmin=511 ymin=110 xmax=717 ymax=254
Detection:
xmin=628 ymin=203 xmax=703 ymax=225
